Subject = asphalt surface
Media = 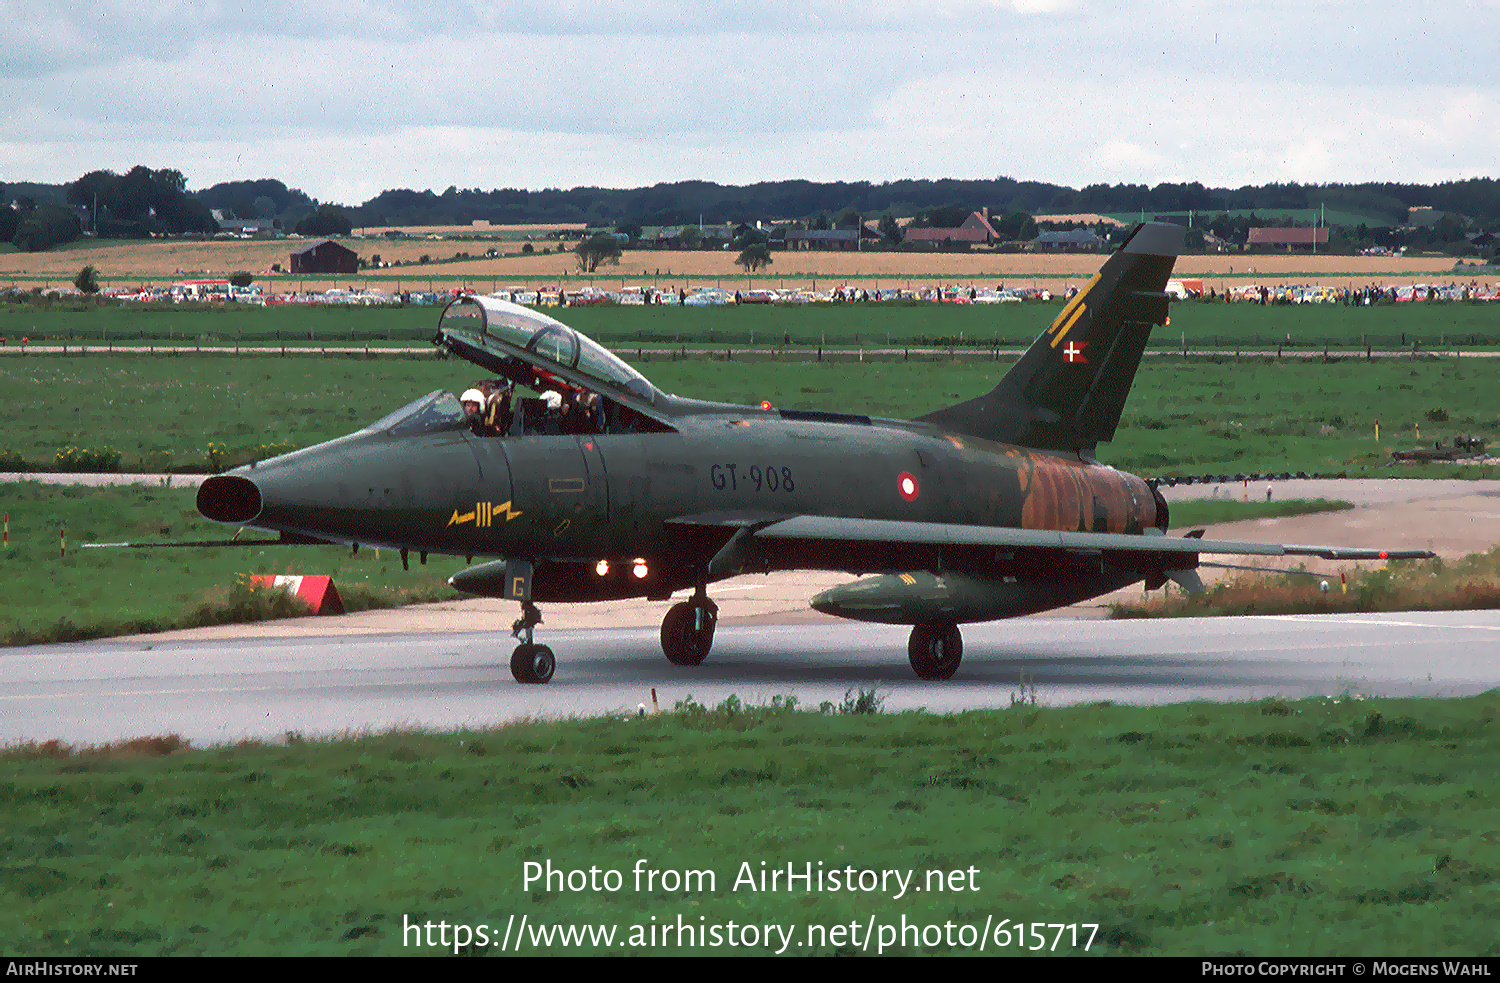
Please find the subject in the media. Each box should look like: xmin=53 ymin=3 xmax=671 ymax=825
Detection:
xmin=3 ymin=610 xmax=1498 ymax=747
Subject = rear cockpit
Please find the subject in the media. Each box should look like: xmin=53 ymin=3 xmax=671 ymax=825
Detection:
xmin=435 ymin=295 xmax=674 ymax=435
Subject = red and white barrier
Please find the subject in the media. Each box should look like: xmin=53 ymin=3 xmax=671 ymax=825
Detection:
xmin=248 ymin=575 xmax=345 ymax=614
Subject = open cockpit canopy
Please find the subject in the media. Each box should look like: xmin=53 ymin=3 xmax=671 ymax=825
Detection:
xmin=436 ymin=295 xmax=662 ymax=405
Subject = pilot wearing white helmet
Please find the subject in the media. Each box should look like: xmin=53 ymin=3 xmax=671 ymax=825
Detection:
xmin=461 ymin=388 xmax=487 ymax=434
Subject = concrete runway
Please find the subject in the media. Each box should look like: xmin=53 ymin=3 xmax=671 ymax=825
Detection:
xmin=3 ymin=609 xmax=1498 ymax=747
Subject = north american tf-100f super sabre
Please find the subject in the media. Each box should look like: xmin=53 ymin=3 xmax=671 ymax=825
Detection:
xmin=195 ymin=223 xmax=1430 ymax=683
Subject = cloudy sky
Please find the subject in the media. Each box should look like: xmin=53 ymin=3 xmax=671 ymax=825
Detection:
xmin=5 ymin=1 xmax=1497 ymax=206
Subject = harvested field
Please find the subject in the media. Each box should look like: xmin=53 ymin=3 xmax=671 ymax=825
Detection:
xmin=0 ymin=238 xmax=1473 ymax=293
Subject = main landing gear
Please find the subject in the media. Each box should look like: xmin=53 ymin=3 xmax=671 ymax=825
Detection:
xmin=908 ymin=621 xmax=963 ymax=680
xmin=661 ymin=588 xmax=718 ymax=666
xmin=509 ymin=601 xmax=555 ymax=684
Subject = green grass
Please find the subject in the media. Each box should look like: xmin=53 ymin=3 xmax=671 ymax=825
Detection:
xmin=5 ymin=295 xmax=1500 ymax=350
xmin=3 ymin=693 xmax=1498 ymax=955
xmin=0 ymin=484 xmax=460 ymax=645
xmin=2 ymin=350 xmax=1497 ymax=477
xmin=1167 ymin=498 xmax=1354 ymax=529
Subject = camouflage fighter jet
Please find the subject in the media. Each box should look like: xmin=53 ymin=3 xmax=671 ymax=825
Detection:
xmin=196 ymin=223 xmax=1430 ymax=683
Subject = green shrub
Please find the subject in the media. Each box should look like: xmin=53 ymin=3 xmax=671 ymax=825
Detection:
xmin=54 ymin=445 xmax=122 ymax=472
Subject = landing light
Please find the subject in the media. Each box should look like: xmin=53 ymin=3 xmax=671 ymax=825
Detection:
xmin=632 ymin=558 xmax=649 ymax=579
xmin=595 ymin=559 xmax=609 ymax=576
xmin=761 ymin=400 xmax=772 ymax=410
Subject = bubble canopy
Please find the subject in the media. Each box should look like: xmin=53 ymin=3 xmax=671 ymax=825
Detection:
xmin=438 ymin=295 xmax=660 ymax=402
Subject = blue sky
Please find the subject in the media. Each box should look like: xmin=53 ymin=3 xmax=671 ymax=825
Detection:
xmin=5 ymin=1 xmax=1497 ymax=206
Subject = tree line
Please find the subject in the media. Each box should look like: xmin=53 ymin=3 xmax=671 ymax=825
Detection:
xmin=7 ymin=169 xmax=1500 ymax=253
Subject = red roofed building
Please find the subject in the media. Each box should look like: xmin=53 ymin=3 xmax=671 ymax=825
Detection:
xmin=904 ymin=210 xmax=1004 ymax=246
xmin=1246 ymin=227 xmax=1330 ymax=250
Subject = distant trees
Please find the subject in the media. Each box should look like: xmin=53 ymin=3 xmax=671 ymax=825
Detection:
xmin=574 ymin=233 xmax=623 ymax=272
xmin=908 ymin=204 xmax=970 ymax=229
xmin=195 ymin=179 xmax=315 ymax=227
xmin=64 ymin=166 xmax=216 ymax=238
xmin=295 ymin=204 xmax=353 ymax=237
xmin=0 ymin=185 xmax=16 ymax=243
xmin=13 ymin=202 xmax=81 ymax=252
xmin=993 ymin=210 xmax=1037 ymax=241
xmin=74 ymin=265 xmax=100 ymax=294
xmin=877 ymin=213 xmax=902 ymax=245
xmin=735 ymin=243 xmax=773 ymax=273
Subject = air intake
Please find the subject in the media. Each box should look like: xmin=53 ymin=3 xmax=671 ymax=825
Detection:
xmin=197 ymin=475 xmax=263 ymax=523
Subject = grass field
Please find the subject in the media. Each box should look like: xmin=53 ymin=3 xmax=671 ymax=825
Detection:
xmin=4 ymin=693 xmax=1498 ymax=955
xmin=1165 ymin=498 xmax=1353 ymax=528
xmin=0 ymin=484 xmax=456 ymax=646
xmin=2 ymin=344 xmax=1496 ymax=478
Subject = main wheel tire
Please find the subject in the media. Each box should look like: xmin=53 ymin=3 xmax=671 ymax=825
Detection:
xmin=661 ymin=601 xmax=714 ymax=666
xmin=908 ymin=622 xmax=963 ymax=680
xmin=511 ymin=643 xmax=556 ymax=684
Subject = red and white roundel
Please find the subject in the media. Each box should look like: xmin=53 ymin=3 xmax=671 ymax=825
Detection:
xmin=897 ymin=471 xmax=920 ymax=502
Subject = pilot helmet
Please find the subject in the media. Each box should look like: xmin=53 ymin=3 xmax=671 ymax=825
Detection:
xmin=542 ymin=390 xmax=563 ymax=411
xmin=460 ymin=388 xmax=485 ymax=410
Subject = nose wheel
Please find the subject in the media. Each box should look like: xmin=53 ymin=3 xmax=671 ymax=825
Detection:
xmin=510 ymin=643 xmax=555 ymax=684
xmin=661 ymin=593 xmax=717 ymax=666
xmin=510 ymin=601 xmax=554 ymax=683
xmin=908 ymin=621 xmax=962 ymax=680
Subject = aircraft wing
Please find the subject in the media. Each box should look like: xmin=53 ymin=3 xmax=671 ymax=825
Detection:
xmin=745 ymin=515 xmax=1433 ymax=562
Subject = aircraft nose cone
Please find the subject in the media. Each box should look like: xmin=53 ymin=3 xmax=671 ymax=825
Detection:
xmin=197 ymin=474 xmax=263 ymax=523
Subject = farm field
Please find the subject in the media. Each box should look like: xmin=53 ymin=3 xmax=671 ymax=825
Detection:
xmin=0 ymin=237 xmax=1476 ymax=293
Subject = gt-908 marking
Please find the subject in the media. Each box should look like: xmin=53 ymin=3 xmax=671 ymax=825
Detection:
xmin=711 ymin=463 xmax=794 ymax=493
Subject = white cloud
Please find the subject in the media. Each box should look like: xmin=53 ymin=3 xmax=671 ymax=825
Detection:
xmin=3 ymin=2 xmax=1497 ymax=201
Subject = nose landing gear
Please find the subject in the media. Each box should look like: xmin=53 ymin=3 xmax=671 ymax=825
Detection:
xmin=510 ymin=601 xmax=554 ymax=684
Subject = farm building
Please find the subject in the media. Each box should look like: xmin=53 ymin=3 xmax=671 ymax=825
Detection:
xmin=1031 ymin=229 xmax=1106 ymax=250
xmin=1246 ymin=228 xmax=1330 ymax=251
xmin=290 ymin=239 xmax=359 ymax=274
xmin=903 ymin=210 xmax=1003 ymax=247
xmin=784 ymin=229 xmax=867 ymax=250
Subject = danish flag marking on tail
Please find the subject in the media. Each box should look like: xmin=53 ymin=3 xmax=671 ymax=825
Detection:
xmin=1064 ymin=340 xmax=1089 ymax=364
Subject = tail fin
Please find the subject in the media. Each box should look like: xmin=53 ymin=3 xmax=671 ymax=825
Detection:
xmin=914 ymin=222 xmax=1181 ymax=453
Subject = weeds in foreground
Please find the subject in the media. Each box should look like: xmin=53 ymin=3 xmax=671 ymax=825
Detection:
xmin=1112 ymin=546 xmax=1500 ymax=619
xmin=670 ymin=689 xmax=883 ymax=723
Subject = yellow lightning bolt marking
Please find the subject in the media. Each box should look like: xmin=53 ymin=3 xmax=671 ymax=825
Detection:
xmin=446 ymin=501 xmax=524 ymax=528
